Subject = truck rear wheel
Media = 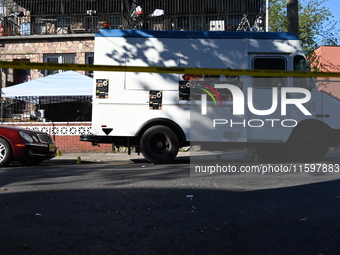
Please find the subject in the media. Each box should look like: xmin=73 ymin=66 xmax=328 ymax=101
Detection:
xmin=140 ymin=125 xmax=179 ymax=164
xmin=288 ymin=126 xmax=329 ymax=161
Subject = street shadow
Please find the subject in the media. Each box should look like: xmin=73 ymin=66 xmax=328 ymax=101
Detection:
xmin=1 ymin=177 xmax=340 ymax=255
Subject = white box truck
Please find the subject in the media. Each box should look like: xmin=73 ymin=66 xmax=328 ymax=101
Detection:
xmin=80 ymin=29 xmax=340 ymax=163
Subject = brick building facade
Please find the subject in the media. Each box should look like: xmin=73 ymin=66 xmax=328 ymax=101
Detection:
xmin=0 ymin=34 xmax=94 ymax=86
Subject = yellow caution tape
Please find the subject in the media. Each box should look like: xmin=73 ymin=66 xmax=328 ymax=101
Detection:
xmin=0 ymin=60 xmax=340 ymax=78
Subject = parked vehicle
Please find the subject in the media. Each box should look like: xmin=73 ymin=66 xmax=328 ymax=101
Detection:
xmin=0 ymin=126 xmax=57 ymax=166
xmin=80 ymin=29 xmax=340 ymax=163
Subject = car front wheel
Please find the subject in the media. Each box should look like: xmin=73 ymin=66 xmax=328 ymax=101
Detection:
xmin=0 ymin=138 xmax=12 ymax=167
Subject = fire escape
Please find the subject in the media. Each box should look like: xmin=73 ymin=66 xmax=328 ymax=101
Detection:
xmin=0 ymin=0 xmax=265 ymax=35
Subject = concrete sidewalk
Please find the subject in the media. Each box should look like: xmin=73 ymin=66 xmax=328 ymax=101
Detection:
xmin=49 ymin=148 xmax=340 ymax=165
xmin=50 ymin=152 xmax=146 ymax=164
xmin=49 ymin=151 xmax=191 ymax=164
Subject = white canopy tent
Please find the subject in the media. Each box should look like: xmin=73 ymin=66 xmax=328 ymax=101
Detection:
xmin=2 ymin=71 xmax=93 ymax=98
xmin=1 ymin=71 xmax=93 ymax=122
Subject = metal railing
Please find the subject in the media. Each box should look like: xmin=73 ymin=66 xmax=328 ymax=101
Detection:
xmin=0 ymin=0 xmax=264 ymax=35
xmin=1 ymin=96 xmax=92 ymax=122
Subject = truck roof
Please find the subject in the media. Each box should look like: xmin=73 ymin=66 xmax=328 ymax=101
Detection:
xmin=96 ymin=29 xmax=300 ymax=40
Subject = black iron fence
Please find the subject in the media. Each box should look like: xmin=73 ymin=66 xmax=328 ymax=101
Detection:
xmin=1 ymin=96 xmax=92 ymax=122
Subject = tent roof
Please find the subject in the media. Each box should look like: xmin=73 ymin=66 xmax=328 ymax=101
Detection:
xmin=2 ymin=71 xmax=93 ymax=98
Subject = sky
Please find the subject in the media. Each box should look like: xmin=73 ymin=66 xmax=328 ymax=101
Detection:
xmin=313 ymin=0 xmax=340 ymax=31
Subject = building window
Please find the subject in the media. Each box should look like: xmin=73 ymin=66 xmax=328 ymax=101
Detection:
xmin=85 ymin=53 xmax=94 ymax=78
xmin=13 ymin=59 xmax=31 ymax=84
xmin=43 ymin=54 xmax=76 ymax=76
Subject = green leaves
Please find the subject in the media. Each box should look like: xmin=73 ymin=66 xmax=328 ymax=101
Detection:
xmin=268 ymin=0 xmax=339 ymax=52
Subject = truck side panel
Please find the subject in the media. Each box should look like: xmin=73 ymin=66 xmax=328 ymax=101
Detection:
xmin=82 ymin=30 xmax=338 ymax=162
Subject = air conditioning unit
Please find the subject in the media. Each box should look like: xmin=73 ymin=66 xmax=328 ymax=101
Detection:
xmin=209 ymin=20 xmax=225 ymax=31
xmin=21 ymin=23 xmax=30 ymax=35
xmin=87 ymin=10 xmax=96 ymax=16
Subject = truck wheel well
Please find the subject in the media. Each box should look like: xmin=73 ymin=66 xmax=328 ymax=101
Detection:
xmin=136 ymin=118 xmax=187 ymax=146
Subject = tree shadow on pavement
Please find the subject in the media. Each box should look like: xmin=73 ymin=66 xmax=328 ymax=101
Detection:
xmin=1 ymin=176 xmax=340 ymax=255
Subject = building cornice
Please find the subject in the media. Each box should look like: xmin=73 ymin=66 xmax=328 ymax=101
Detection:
xmin=0 ymin=33 xmax=95 ymax=42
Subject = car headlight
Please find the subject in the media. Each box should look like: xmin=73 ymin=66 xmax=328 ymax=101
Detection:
xmin=19 ymin=131 xmax=34 ymax=143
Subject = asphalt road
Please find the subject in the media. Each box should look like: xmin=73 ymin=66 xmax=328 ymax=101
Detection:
xmin=1 ymin=153 xmax=340 ymax=255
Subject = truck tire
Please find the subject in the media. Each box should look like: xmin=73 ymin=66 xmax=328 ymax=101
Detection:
xmin=288 ymin=125 xmax=329 ymax=161
xmin=0 ymin=138 xmax=12 ymax=167
xmin=140 ymin=125 xmax=179 ymax=164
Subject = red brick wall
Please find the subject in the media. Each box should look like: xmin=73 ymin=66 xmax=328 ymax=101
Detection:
xmin=52 ymin=135 xmax=113 ymax=153
xmin=3 ymin=122 xmax=113 ymax=153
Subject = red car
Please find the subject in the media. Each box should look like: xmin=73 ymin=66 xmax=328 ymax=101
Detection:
xmin=0 ymin=126 xmax=58 ymax=166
